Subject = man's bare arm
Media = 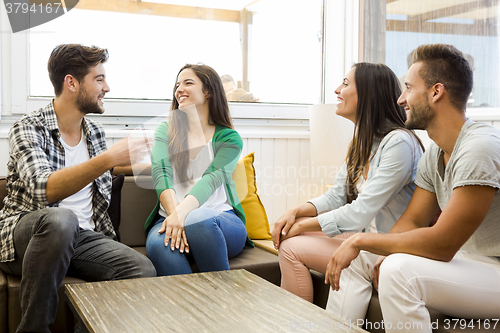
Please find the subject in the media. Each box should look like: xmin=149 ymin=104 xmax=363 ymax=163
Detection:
xmin=46 ymin=136 xmax=151 ymax=203
xmin=326 ymin=185 xmax=495 ymax=289
xmin=352 ymin=185 xmax=494 ymax=261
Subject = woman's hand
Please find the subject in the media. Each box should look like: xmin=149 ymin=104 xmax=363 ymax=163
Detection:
xmin=372 ymin=255 xmax=386 ymax=291
xmin=158 ymin=213 xmax=189 ymax=253
xmin=278 ymin=222 xmax=304 ymax=243
xmin=325 ymin=234 xmax=361 ymax=291
xmin=272 ymin=209 xmax=298 ymax=249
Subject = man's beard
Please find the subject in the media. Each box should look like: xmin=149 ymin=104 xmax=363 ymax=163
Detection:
xmin=405 ymin=97 xmax=434 ymax=130
xmin=76 ymin=86 xmax=104 ymax=115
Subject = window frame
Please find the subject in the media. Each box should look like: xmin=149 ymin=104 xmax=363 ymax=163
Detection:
xmin=0 ymin=0 xmax=361 ymax=124
xmin=359 ymin=0 xmax=500 ymax=120
xmin=2 ymin=1 xmax=499 ymax=122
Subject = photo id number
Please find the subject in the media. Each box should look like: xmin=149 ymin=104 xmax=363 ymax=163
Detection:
xmin=5 ymin=2 xmax=63 ymax=14
xmin=442 ymin=319 xmax=499 ymax=330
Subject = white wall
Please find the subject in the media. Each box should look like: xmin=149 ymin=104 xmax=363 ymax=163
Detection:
xmin=104 ymin=135 xmax=315 ymax=225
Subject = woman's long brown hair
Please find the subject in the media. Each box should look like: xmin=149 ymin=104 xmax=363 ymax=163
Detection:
xmin=345 ymin=62 xmax=422 ymax=202
xmin=168 ymin=64 xmax=233 ymax=185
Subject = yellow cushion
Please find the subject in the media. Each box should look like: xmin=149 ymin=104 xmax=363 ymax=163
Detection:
xmin=233 ymin=152 xmax=272 ymax=240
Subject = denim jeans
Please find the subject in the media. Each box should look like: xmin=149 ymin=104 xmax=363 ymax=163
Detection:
xmin=0 ymin=208 xmax=156 ymax=333
xmin=146 ymin=208 xmax=247 ymax=276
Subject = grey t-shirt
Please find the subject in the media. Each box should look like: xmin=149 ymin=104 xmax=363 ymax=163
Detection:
xmin=415 ymin=119 xmax=500 ymax=257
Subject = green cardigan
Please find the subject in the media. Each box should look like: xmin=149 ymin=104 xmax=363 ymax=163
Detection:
xmin=144 ymin=121 xmax=254 ymax=247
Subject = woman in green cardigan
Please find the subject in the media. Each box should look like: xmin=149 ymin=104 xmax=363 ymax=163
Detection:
xmin=145 ymin=64 xmax=252 ymax=276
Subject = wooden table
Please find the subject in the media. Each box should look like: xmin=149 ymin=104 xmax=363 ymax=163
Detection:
xmin=65 ymin=269 xmax=366 ymax=333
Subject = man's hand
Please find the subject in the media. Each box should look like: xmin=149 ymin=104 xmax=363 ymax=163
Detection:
xmin=107 ymin=135 xmax=154 ymax=168
xmin=325 ymin=234 xmax=361 ymax=291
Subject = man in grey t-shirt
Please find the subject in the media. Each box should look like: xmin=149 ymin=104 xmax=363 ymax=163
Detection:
xmin=324 ymin=44 xmax=500 ymax=332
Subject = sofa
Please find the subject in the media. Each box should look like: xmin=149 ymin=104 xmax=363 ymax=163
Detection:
xmin=0 ymin=175 xmax=498 ymax=333
xmin=0 ymin=175 xmax=282 ymax=333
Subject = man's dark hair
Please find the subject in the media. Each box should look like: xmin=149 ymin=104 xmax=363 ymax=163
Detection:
xmin=48 ymin=44 xmax=109 ymax=96
xmin=412 ymin=44 xmax=473 ymax=110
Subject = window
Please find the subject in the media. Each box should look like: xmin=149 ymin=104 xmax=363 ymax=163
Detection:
xmin=361 ymin=0 xmax=500 ymax=109
xmin=29 ymin=0 xmax=323 ymax=104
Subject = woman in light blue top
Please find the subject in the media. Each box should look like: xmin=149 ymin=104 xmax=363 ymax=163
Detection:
xmin=272 ymin=63 xmax=424 ymax=302
xmin=145 ymin=64 xmax=252 ymax=276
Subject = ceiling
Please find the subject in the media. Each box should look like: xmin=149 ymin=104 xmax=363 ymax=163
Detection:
xmin=386 ymin=0 xmax=498 ymax=22
xmin=74 ymin=0 xmax=498 ymax=36
xmin=385 ymin=0 xmax=497 ymax=36
xmin=143 ymin=0 xmax=260 ymax=11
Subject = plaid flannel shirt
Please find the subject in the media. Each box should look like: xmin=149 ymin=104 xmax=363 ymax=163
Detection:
xmin=0 ymin=101 xmax=116 ymax=262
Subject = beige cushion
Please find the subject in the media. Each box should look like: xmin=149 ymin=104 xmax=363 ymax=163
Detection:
xmin=119 ymin=176 xmax=157 ymax=247
xmin=227 ymin=247 xmax=280 ymax=286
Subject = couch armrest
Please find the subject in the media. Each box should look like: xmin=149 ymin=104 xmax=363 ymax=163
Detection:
xmin=0 ymin=268 xmax=7 ymax=333
xmin=253 ymin=240 xmax=277 ymax=255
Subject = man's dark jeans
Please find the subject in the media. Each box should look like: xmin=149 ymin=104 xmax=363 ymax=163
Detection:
xmin=0 ymin=208 xmax=156 ymax=333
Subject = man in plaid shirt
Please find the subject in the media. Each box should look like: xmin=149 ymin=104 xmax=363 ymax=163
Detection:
xmin=0 ymin=44 xmax=156 ymax=332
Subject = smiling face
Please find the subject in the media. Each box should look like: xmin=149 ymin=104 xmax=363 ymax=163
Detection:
xmin=398 ymin=62 xmax=435 ymax=130
xmin=334 ymin=67 xmax=358 ymax=122
xmin=175 ymin=68 xmax=209 ymax=109
xmin=75 ymin=63 xmax=109 ymax=115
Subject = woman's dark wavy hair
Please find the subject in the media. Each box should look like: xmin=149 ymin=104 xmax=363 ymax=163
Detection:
xmin=168 ymin=64 xmax=233 ymax=184
xmin=345 ymin=62 xmax=422 ymax=202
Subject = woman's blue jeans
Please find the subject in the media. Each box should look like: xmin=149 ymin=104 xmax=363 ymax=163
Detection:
xmin=146 ymin=208 xmax=247 ymax=276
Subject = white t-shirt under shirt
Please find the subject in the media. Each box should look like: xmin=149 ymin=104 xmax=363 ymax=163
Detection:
xmin=58 ymin=132 xmax=94 ymax=230
xmin=159 ymin=140 xmax=232 ymax=217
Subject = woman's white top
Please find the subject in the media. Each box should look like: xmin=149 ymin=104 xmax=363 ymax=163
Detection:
xmin=159 ymin=139 xmax=232 ymax=217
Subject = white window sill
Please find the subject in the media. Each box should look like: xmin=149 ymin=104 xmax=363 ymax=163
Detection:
xmin=24 ymin=97 xmax=310 ymax=119
xmin=1 ymin=97 xmax=311 ymax=139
